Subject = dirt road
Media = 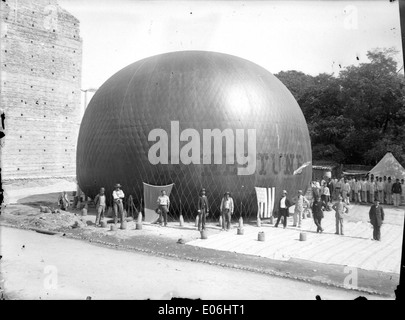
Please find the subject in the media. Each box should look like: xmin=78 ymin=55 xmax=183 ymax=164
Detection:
xmin=0 ymin=226 xmax=390 ymax=300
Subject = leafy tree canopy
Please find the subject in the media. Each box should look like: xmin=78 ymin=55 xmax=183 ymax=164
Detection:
xmin=275 ymin=47 xmax=405 ymax=166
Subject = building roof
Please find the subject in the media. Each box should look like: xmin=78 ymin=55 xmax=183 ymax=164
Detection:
xmin=342 ymin=170 xmax=368 ymax=176
xmin=312 ymin=161 xmax=339 ymax=170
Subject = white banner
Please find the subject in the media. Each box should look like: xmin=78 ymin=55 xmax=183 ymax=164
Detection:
xmin=255 ymin=187 xmax=267 ymax=218
xmin=143 ymin=182 xmax=174 ymax=223
xmin=267 ymin=187 xmax=275 ymax=218
xmin=255 ymin=186 xmax=276 ymax=218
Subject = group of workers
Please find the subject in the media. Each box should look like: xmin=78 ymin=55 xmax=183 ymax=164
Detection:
xmin=274 ymin=186 xmax=384 ymax=241
xmin=156 ymin=188 xmax=235 ymax=232
xmin=311 ymin=175 xmax=404 ymax=207
xmin=88 ymin=184 xmax=236 ymax=232
xmin=58 ymin=176 xmax=390 ymax=241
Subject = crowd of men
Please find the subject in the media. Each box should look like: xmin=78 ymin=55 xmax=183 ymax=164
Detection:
xmin=86 ymin=184 xmax=236 ymax=233
xmin=274 ymin=186 xmax=385 ymax=241
xmin=311 ymin=175 xmax=404 ymax=207
xmin=58 ymin=174 xmax=402 ymax=242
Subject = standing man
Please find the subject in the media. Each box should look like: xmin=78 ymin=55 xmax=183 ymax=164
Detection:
xmin=331 ymin=178 xmax=337 ymax=200
xmin=157 ymin=190 xmax=170 ymax=227
xmin=274 ymin=190 xmax=292 ymax=229
xmin=327 ymin=178 xmax=334 ymax=202
xmin=354 ymin=177 xmax=362 ymax=203
xmin=385 ymin=177 xmax=393 ymax=205
xmin=369 ymin=200 xmax=384 ymax=241
xmin=311 ymin=180 xmax=321 ymax=200
xmin=335 ymin=178 xmax=343 ymax=200
xmin=360 ymin=177 xmax=368 ymax=204
xmin=377 ymin=177 xmax=384 ymax=203
xmin=197 ymin=188 xmax=209 ymax=231
xmin=369 ymin=178 xmax=376 ymax=204
xmin=382 ymin=176 xmax=388 ymax=204
xmin=392 ymin=178 xmax=402 ymax=208
xmin=374 ymin=176 xmax=379 ymax=201
xmin=220 ymin=192 xmax=234 ymax=231
xmin=58 ymin=191 xmax=70 ymax=211
xmin=349 ymin=177 xmax=356 ymax=203
xmin=342 ymin=178 xmax=351 ymax=205
xmin=321 ymin=181 xmax=331 ymax=209
xmin=293 ymin=189 xmax=310 ymax=228
xmin=332 ymin=195 xmax=349 ymax=236
xmin=94 ymin=187 xmax=106 ymax=226
xmin=312 ymin=196 xmax=326 ymax=233
xmin=401 ymin=179 xmax=405 ymax=206
xmin=365 ymin=177 xmax=371 ymax=203
xmin=112 ymin=184 xmax=125 ymax=225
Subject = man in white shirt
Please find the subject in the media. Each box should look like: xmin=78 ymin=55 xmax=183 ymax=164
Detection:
xmin=342 ymin=179 xmax=351 ymax=205
xmin=94 ymin=187 xmax=106 ymax=226
xmin=112 ymin=183 xmax=125 ymax=224
xmin=293 ymin=190 xmax=310 ymax=228
xmin=377 ymin=177 xmax=384 ymax=203
xmin=157 ymin=190 xmax=170 ymax=227
xmin=385 ymin=177 xmax=393 ymax=205
xmin=220 ymin=192 xmax=234 ymax=231
xmin=354 ymin=178 xmax=362 ymax=203
xmin=275 ymin=190 xmax=292 ymax=229
xmin=321 ymin=182 xmax=331 ymax=210
xmin=369 ymin=178 xmax=376 ymax=203
xmin=360 ymin=177 xmax=368 ymax=204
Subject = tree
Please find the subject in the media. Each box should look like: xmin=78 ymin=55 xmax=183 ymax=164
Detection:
xmin=274 ymin=70 xmax=314 ymax=102
xmin=276 ymin=47 xmax=405 ymax=166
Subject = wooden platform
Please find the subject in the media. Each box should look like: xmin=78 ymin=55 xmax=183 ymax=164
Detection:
xmin=186 ymin=205 xmax=404 ymax=274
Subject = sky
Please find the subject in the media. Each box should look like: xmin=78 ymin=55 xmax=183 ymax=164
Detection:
xmin=58 ymin=0 xmax=403 ymax=91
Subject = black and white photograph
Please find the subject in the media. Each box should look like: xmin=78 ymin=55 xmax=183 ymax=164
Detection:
xmin=0 ymin=0 xmax=404 ymax=303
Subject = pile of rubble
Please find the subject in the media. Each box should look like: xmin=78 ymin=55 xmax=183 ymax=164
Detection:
xmin=3 ymin=205 xmax=88 ymax=231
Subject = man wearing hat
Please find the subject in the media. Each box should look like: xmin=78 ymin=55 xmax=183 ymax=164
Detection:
xmin=292 ymin=189 xmax=310 ymax=228
xmin=220 ymin=192 xmax=234 ymax=231
xmin=332 ymin=195 xmax=349 ymax=235
xmin=112 ymin=183 xmax=125 ymax=225
xmin=197 ymin=188 xmax=209 ymax=231
xmin=275 ymin=190 xmax=292 ymax=229
xmin=369 ymin=199 xmax=384 ymax=241
xmin=312 ymin=195 xmax=326 ymax=233
xmin=94 ymin=187 xmax=106 ymax=226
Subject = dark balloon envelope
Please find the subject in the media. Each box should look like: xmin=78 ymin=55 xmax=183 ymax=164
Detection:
xmin=76 ymin=51 xmax=312 ymax=219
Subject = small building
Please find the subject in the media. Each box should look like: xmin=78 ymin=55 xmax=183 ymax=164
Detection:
xmin=342 ymin=164 xmax=373 ymax=179
xmin=342 ymin=169 xmax=369 ymax=179
xmin=312 ymin=161 xmax=341 ymax=181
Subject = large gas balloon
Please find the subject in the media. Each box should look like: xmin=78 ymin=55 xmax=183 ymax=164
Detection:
xmin=77 ymin=51 xmax=312 ymax=218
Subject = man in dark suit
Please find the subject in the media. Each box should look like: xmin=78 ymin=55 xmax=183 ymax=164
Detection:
xmin=197 ymin=188 xmax=209 ymax=231
xmin=274 ymin=190 xmax=292 ymax=229
xmin=369 ymin=199 xmax=385 ymax=241
xmin=312 ymin=196 xmax=326 ymax=233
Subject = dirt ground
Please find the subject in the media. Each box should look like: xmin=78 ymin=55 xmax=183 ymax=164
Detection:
xmin=2 ymin=226 xmax=392 ymax=300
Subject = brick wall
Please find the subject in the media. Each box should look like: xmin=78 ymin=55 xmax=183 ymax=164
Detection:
xmin=0 ymin=0 xmax=82 ymax=181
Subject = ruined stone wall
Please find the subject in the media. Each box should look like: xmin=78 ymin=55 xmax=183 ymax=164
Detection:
xmin=0 ymin=0 xmax=82 ymax=181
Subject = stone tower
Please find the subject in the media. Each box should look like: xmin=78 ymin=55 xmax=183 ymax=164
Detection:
xmin=0 ymin=0 xmax=82 ymax=192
